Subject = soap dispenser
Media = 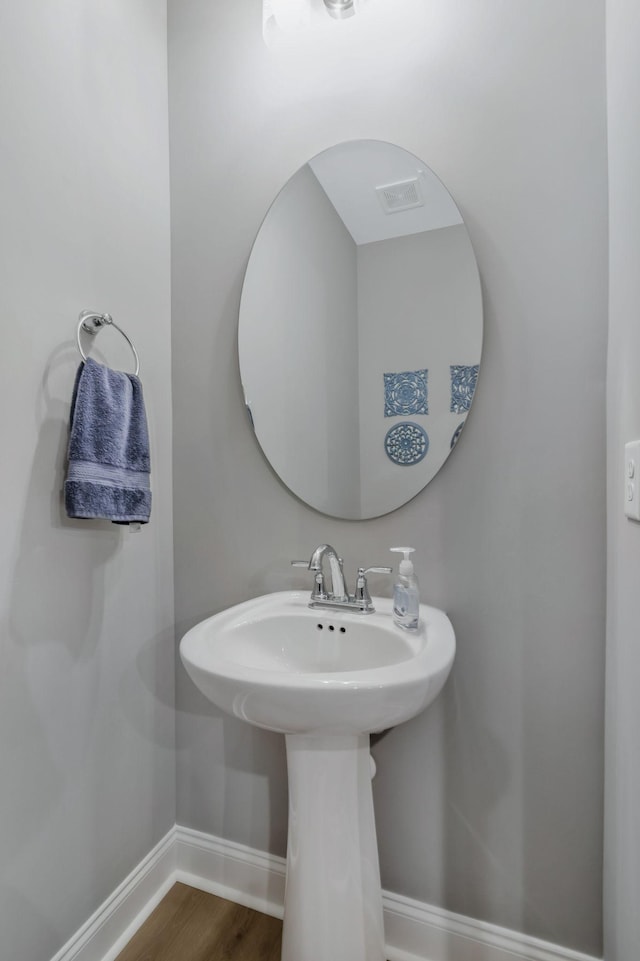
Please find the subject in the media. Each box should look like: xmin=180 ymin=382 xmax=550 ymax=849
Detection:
xmin=390 ymin=547 xmax=420 ymax=631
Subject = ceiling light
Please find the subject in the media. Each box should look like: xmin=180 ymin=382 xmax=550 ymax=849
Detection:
xmin=323 ymin=0 xmax=355 ymax=20
xmin=263 ymin=0 xmax=372 ymax=47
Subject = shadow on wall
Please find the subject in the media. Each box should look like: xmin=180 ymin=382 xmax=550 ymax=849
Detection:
xmin=119 ymin=628 xmax=177 ymax=749
xmin=441 ymin=667 xmax=520 ymax=921
xmin=176 ymin=664 xmax=289 ymax=857
xmin=370 ymin=666 xmax=512 ymax=920
xmin=221 ymin=714 xmax=288 ymax=856
xmin=0 ymin=343 xmax=120 ymax=879
xmin=0 ymin=885 xmax=61 ymax=961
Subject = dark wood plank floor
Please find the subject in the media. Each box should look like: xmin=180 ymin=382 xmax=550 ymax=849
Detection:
xmin=115 ymin=883 xmax=282 ymax=961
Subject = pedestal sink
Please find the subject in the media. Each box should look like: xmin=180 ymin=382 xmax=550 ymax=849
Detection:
xmin=180 ymin=590 xmax=455 ymax=961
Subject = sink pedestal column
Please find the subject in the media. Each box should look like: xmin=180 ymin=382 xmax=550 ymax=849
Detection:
xmin=282 ymin=734 xmax=385 ymax=961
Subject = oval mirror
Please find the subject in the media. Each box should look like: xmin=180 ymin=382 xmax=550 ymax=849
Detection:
xmin=239 ymin=140 xmax=482 ymax=519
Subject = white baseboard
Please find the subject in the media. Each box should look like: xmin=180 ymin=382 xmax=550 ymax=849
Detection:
xmin=49 ymin=824 xmax=601 ymax=961
xmin=49 ymin=828 xmax=177 ymax=961
xmin=380 ymin=890 xmax=600 ymax=961
xmin=173 ymin=825 xmax=286 ymax=920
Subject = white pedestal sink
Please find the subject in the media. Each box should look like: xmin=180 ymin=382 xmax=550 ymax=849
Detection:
xmin=180 ymin=590 xmax=455 ymax=961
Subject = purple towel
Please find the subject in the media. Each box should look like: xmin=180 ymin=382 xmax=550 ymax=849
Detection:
xmin=64 ymin=357 xmax=151 ymax=524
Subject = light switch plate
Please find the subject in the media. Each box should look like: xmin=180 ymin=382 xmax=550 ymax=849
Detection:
xmin=624 ymin=441 xmax=640 ymax=520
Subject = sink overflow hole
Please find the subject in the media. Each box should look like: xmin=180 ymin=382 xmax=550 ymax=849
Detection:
xmin=316 ymin=623 xmax=347 ymax=633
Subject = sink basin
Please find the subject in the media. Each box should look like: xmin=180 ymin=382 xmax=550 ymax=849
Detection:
xmin=180 ymin=589 xmax=455 ymax=961
xmin=180 ymin=590 xmax=455 ymax=735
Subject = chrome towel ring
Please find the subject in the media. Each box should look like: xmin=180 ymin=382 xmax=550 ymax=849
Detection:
xmin=76 ymin=310 xmax=140 ymax=376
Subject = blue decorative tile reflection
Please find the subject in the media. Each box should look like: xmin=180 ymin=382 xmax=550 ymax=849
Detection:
xmin=450 ymin=421 xmax=465 ymax=450
xmin=450 ymin=365 xmax=479 ymax=414
xmin=384 ymin=422 xmax=429 ymax=466
xmin=384 ymin=369 xmax=428 ymax=417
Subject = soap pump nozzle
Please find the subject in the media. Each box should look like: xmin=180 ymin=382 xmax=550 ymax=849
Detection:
xmin=390 ymin=546 xmax=415 ymax=576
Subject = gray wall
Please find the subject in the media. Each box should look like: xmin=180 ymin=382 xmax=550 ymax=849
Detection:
xmin=0 ymin=3 xmax=175 ymax=960
xmin=169 ymin=1 xmax=607 ymax=955
xmin=604 ymin=1 xmax=640 ymax=958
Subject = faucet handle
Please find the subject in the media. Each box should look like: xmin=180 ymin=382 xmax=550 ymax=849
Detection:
xmin=311 ymin=571 xmax=328 ymax=600
xmin=353 ymin=566 xmax=392 ymax=611
xmin=291 ymin=560 xmax=327 ymax=599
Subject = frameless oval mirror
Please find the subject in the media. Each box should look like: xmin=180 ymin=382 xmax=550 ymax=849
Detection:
xmin=239 ymin=140 xmax=482 ymax=519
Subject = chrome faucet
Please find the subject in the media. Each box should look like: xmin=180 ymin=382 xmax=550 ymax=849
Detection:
xmin=292 ymin=545 xmax=391 ymax=614
xmin=310 ymin=544 xmax=347 ymax=602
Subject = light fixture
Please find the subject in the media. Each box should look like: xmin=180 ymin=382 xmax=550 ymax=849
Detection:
xmin=263 ymin=0 xmax=372 ymax=47
xmin=323 ymin=0 xmax=355 ymax=20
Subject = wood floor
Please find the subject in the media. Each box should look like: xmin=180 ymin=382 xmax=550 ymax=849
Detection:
xmin=115 ymin=883 xmax=282 ymax=961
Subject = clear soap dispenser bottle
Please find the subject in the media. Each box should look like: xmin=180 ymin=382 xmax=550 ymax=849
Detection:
xmin=390 ymin=547 xmax=420 ymax=631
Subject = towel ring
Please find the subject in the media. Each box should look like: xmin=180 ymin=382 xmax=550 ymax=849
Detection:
xmin=76 ymin=310 xmax=140 ymax=376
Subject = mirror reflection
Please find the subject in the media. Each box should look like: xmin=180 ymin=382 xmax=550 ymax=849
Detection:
xmin=239 ymin=140 xmax=482 ymax=519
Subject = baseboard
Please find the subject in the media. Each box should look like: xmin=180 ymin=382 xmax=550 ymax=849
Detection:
xmin=175 ymin=826 xmax=600 ymax=961
xmin=381 ymin=890 xmax=600 ymax=961
xmin=49 ymin=828 xmax=177 ymax=961
xmin=49 ymin=824 xmax=602 ymax=961
xmin=173 ymin=825 xmax=286 ymax=919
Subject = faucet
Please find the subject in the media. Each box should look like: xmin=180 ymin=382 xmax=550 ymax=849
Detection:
xmin=291 ymin=545 xmax=391 ymax=614
xmin=309 ymin=544 xmax=347 ymax=602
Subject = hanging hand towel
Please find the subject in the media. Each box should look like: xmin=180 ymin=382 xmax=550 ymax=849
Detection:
xmin=64 ymin=357 xmax=151 ymax=524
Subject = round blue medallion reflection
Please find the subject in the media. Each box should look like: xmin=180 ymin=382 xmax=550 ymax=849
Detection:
xmin=384 ymin=422 xmax=429 ymax=466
